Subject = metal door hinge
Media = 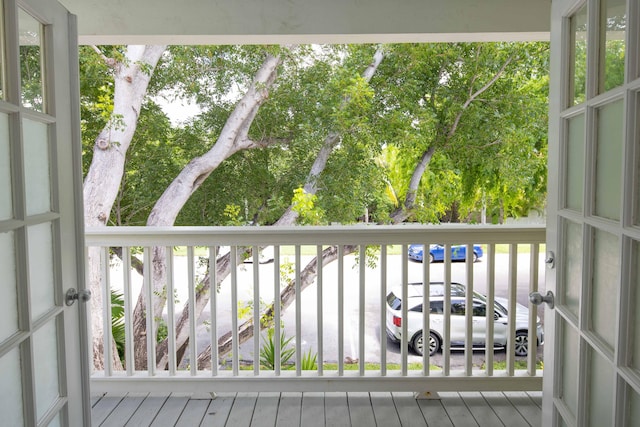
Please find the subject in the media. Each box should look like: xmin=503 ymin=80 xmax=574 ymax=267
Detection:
xmin=545 ymin=251 xmax=555 ymax=269
xmin=65 ymin=288 xmax=92 ymax=306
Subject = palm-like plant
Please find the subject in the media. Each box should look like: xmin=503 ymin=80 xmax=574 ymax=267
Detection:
xmin=259 ymin=328 xmax=295 ymax=370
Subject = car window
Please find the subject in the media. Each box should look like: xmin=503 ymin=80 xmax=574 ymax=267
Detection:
xmin=472 ymin=301 xmax=486 ymax=317
xmin=429 ymin=301 xmax=444 ymax=314
xmin=409 ymin=304 xmax=422 ymax=313
xmin=451 ymin=300 xmax=465 ymax=315
xmin=387 ymin=292 xmax=401 ymax=310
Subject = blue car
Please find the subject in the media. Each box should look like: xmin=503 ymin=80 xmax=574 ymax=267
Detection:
xmin=408 ymin=244 xmax=483 ymax=263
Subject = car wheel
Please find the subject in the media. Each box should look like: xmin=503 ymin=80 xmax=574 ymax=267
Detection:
xmin=514 ymin=331 xmax=529 ymax=357
xmin=429 ymin=253 xmax=435 ymax=263
xmin=412 ymin=331 xmax=440 ymax=356
xmin=473 ymin=252 xmax=479 ymax=262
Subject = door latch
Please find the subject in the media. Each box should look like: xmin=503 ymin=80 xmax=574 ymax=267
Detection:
xmin=65 ymin=288 xmax=92 ymax=306
xmin=545 ymin=251 xmax=555 ymax=269
xmin=529 ymin=290 xmax=554 ymax=309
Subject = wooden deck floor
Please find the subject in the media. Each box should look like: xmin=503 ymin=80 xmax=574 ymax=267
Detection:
xmin=91 ymin=390 xmax=542 ymax=426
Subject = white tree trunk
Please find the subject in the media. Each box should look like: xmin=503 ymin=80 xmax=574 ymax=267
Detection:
xmin=130 ymin=53 xmax=283 ymax=368
xmin=84 ymin=45 xmax=166 ymax=370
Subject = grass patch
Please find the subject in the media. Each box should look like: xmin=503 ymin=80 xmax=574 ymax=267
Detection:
xmin=482 ymin=359 xmax=544 ymax=370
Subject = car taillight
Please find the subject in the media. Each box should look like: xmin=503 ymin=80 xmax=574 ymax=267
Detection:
xmin=393 ymin=316 xmax=401 ymax=327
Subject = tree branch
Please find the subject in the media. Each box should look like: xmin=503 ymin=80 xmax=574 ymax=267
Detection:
xmin=90 ymin=45 xmax=117 ymax=68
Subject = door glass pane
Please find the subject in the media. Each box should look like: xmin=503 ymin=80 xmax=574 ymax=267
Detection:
xmin=562 ymin=220 xmax=583 ymax=317
xmin=588 ymin=349 xmax=614 ymax=426
xmin=33 ymin=320 xmax=60 ymax=422
xmin=590 ymin=229 xmax=619 ymax=349
xmin=28 ymin=222 xmax=55 ymax=319
xmin=18 ymin=9 xmax=43 ymax=112
xmin=0 ymin=113 xmax=11 ymax=220
xmin=0 ymin=348 xmax=24 ymax=426
xmin=630 ymin=90 xmax=640 ymax=225
xmin=49 ymin=413 xmax=61 ymax=427
xmin=632 ymin=240 xmax=640 ymax=372
xmin=560 ymin=319 xmax=579 ymax=418
xmin=600 ymin=0 xmax=626 ymax=92
xmin=23 ymin=118 xmax=50 ymax=216
xmin=0 ymin=231 xmax=19 ymax=343
xmin=595 ymin=100 xmax=623 ymax=221
xmin=570 ymin=4 xmax=588 ymax=106
xmin=566 ymin=114 xmax=585 ymax=211
xmin=626 ymin=383 xmax=640 ymax=425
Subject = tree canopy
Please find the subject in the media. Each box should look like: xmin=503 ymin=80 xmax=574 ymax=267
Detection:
xmin=81 ymin=42 xmax=549 ymax=228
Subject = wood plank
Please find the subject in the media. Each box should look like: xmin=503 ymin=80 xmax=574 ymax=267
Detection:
xmin=300 ymin=392 xmax=324 ymax=427
xmin=481 ymin=392 xmax=529 ymax=427
xmin=439 ymin=392 xmax=479 ymax=427
xmin=91 ymin=393 xmax=105 ymax=408
xmin=125 ymin=393 xmax=170 ymax=426
xmin=225 ymin=392 xmax=258 ymax=427
xmin=150 ymin=394 xmax=190 ymax=426
xmin=101 ymin=393 xmax=148 ymax=427
xmin=91 ymin=393 xmax=125 ymax=425
xmin=250 ymin=392 xmax=280 ymax=427
xmin=527 ymin=391 xmax=543 ymax=409
xmin=370 ymin=392 xmax=401 ymax=427
xmin=505 ymin=391 xmax=541 ymax=426
xmin=325 ymin=392 xmax=350 ymax=427
xmin=175 ymin=398 xmax=210 ymax=427
xmin=200 ymin=393 xmax=236 ymax=427
xmin=392 ymin=392 xmax=427 ymax=427
xmin=417 ymin=398 xmax=454 ymax=427
xmin=275 ymin=392 xmax=302 ymax=427
xmin=459 ymin=392 xmax=503 ymax=427
xmin=347 ymin=392 xmax=376 ymax=427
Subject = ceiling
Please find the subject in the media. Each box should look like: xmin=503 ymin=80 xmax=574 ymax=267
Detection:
xmin=58 ymin=0 xmax=550 ymax=45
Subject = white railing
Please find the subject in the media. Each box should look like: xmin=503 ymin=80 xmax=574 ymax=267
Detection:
xmin=85 ymin=224 xmax=546 ymax=394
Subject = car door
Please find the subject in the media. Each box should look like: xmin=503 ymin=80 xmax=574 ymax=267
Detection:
xmin=449 ymin=298 xmax=467 ymax=344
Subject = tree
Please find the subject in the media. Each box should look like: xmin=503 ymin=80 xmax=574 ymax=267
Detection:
xmin=83 ymin=45 xmax=166 ymax=370
xmin=81 ymin=42 xmax=549 ymax=371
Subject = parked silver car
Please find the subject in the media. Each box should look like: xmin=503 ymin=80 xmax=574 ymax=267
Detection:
xmin=385 ymin=282 xmax=544 ymax=356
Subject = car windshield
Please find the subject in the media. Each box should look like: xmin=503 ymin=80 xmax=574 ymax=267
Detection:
xmin=472 ymin=292 xmax=508 ymax=316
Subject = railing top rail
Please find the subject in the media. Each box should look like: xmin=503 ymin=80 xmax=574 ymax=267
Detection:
xmin=84 ymin=224 xmax=545 ymax=246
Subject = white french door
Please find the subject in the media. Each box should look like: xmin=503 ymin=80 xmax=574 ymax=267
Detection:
xmin=545 ymin=0 xmax=640 ymax=425
xmin=0 ymin=0 xmax=89 ymax=425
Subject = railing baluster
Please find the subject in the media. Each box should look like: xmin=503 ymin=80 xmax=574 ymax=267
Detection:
xmin=485 ymin=243 xmax=495 ymax=376
xmin=187 ymin=246 xmax=197 ymax=376
xmin=295 ymin=245 xmax=301 ymax=376
xmin=317 ymin=245 xmax=323 ymax=376
xmin=253 ymin=246 xmax=260 ymax=375
xmin=143 ymin=247 xmax=155 ymax=376
xmin=122 ymin=246 xmax=134 ymax=376
xmin=528 ymin=243 xmax=540 ymax=375
xmin=507 ymin=243 xmax=517 ymax=375
xmin=166 ymin=246 xmax=176 ymax=376
xmin=338 ymin=245 xmax=344 ymax=376
xmin=209 ymin=246 xmax=218 ymax=376
xmin=380 ymin=245 xmax=387 ymax=376
xmin=359 ymin=244 xmax=366 ymax=377
xmin=422 ymin=241 xmax=430 ymax=376
xmin=465 ymin=243 xmax=474 ymax=376
xmin=274 ymin=245 xmax=281 ymax=376
xmin=231 ymin=246 xmax=239 ymax=376
xmin=401 ymin=243 xmax=408 ymax=376
xmin=101 ymin=246 xmax=112 ymax=377
xmin=443 ymin=243 xmax=451 ymax=376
